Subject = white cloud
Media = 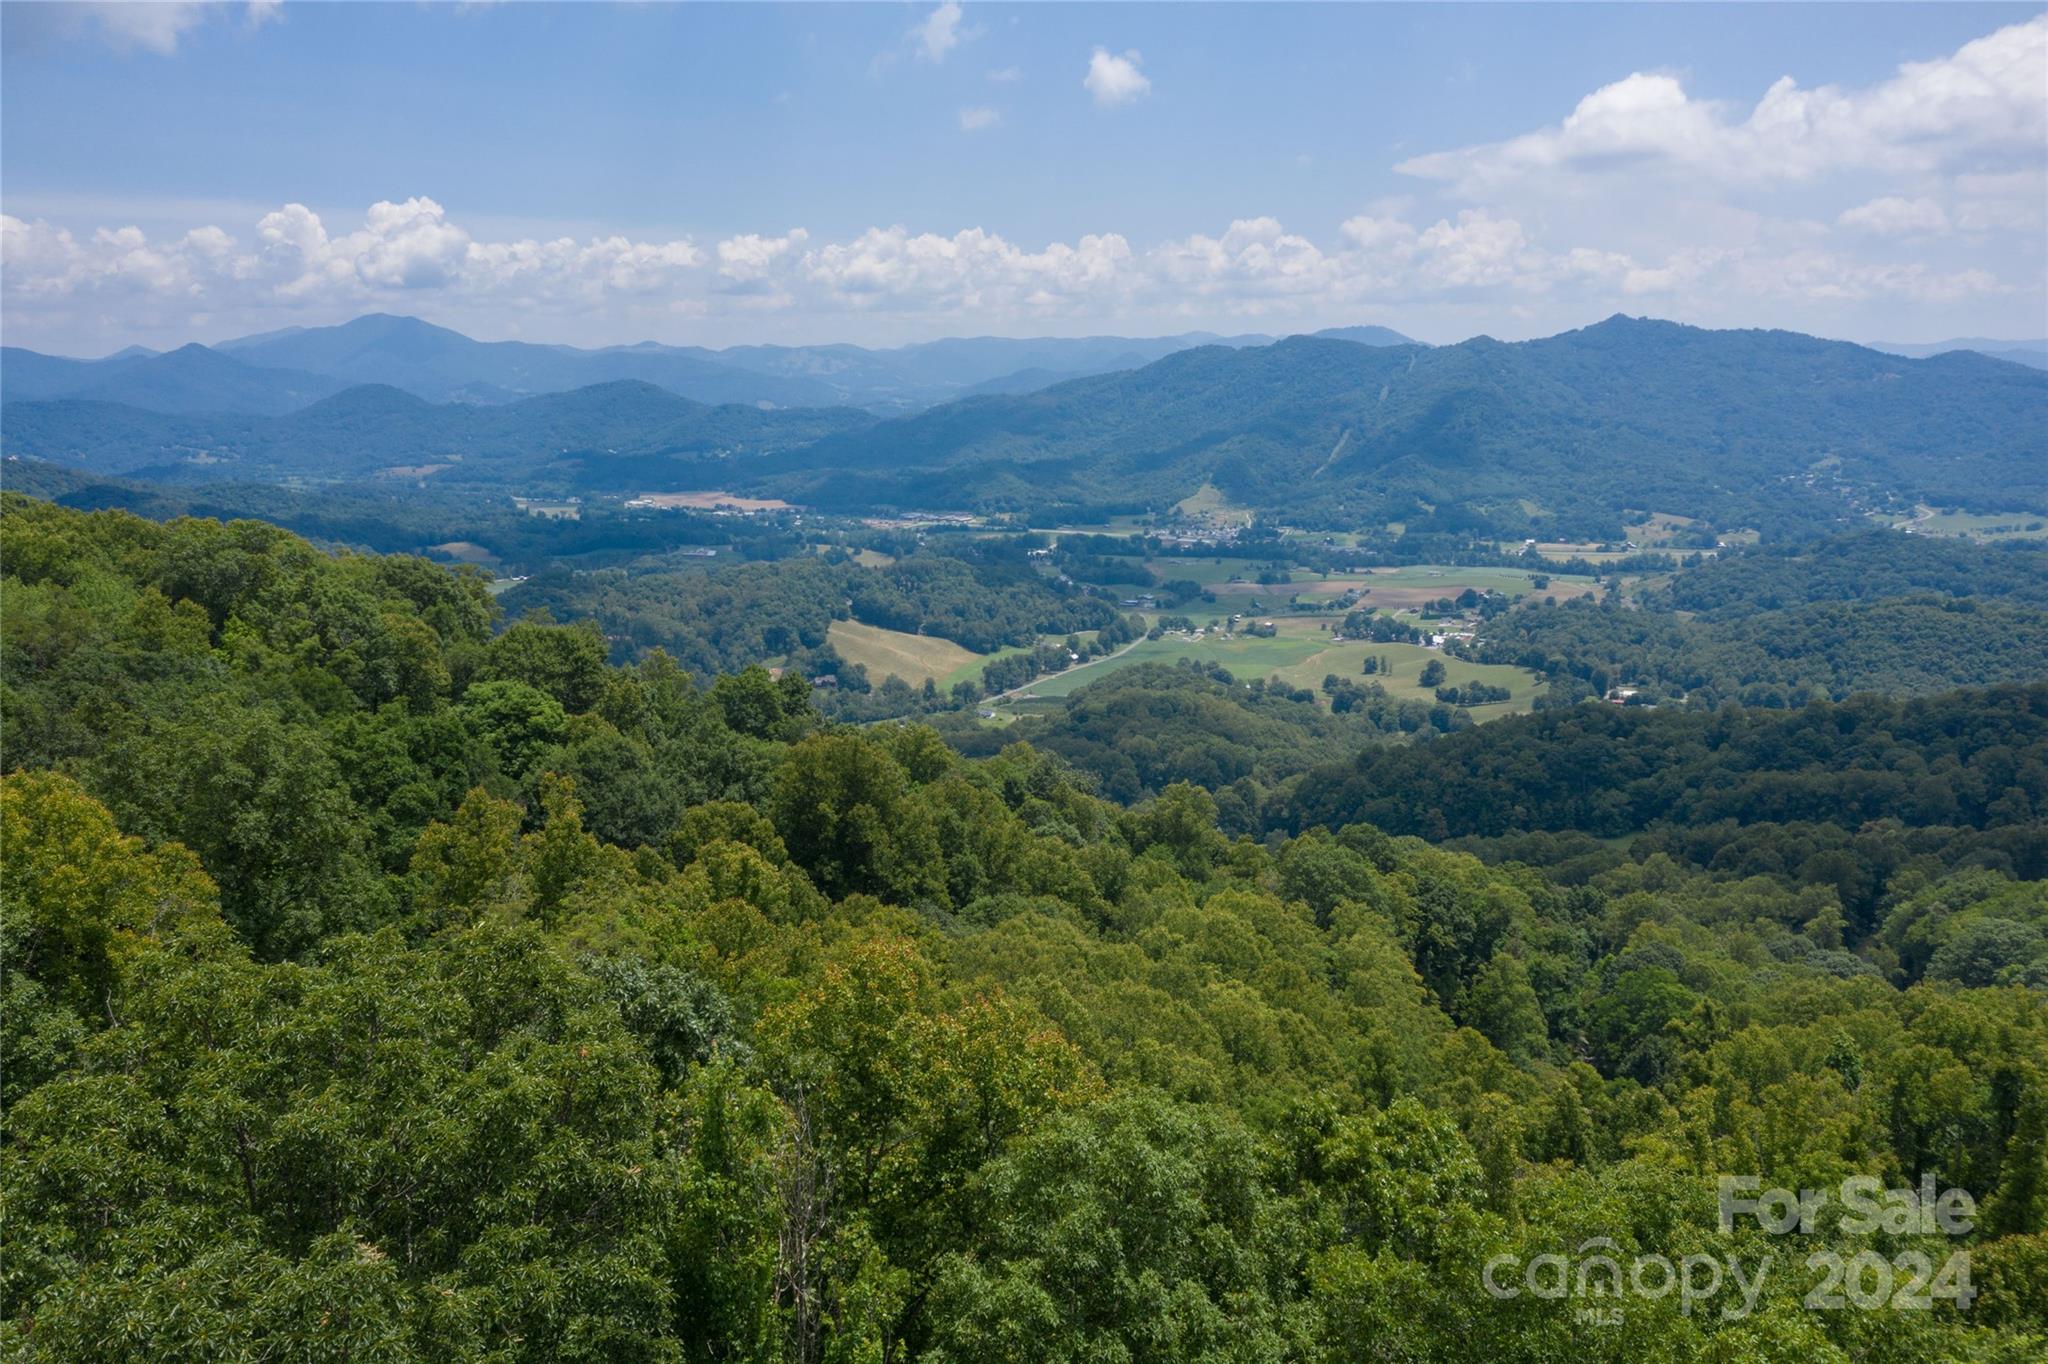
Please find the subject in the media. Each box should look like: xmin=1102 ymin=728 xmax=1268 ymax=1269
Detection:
xmin=1149 ymin=218 xmax=1331 ymax=300
xmin=1084 ymin=47 xmax=1150 ymax=108
xmin=716 ymin=229 xmax=808 ymax=298
xmin=799 ymin=225 xmax=1136 ymax=313
xmin=958 ymin=106 xmax=1000 ymax=132
xmin=1399 ymin=15 xmax=2048 ymax=193
xmin=48 ymin=2 xmax=281 ymax=55
xmin=1415 ymin=211 xmax=1541 ymax=289
xmin=0 ymin=194 xmax=2027 ymax=349
xmin=986 ymin=66 xmax=1021 ymax=84
xmin=1838 ymin=196 xmax=1950 ymax=237
xmin=75 ymin=2 xmax=210 ymax=54
xmin=914 ymin=2 xmax=964 ymax=63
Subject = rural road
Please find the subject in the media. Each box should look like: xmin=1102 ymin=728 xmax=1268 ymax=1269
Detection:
xmin=990 ymin=635 xmax=1149 ymax=706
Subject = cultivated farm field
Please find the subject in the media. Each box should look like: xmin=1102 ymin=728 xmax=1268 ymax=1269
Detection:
xmin=996 ymin=616 xmax=1542 ymax=712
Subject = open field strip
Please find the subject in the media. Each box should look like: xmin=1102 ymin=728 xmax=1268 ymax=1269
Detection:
xmin=994 ymin=616 xmax=1542 ymax=713
xmin=826 ymin=619 xmax=985 ymax=687
xmin=1155 ymin=562 xmax=1596 ymax=609
xmin=1886 ymin=505 xmax=2048 ymax=541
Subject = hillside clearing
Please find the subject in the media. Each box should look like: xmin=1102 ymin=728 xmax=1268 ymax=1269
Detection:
xmin=994 ymin=617 xmax=1542 ymax=713
xmin=828 ymin=619 xmax=984 ymax=687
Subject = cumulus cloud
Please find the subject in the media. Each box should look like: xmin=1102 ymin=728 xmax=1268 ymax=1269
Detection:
xmin=716 ymin=229 xmax=808 ymax=298
xmin=0 ymin=192 xmax=2024 ymax=350
xmin=958 ymin=106 xmax=1000 ymax=132
xmin=1084 ymin=47 xmax=1150 ymax=107
xmin=799 ymin=225 xmax=1135 ymax=313
xmin=1398 ymin=14 xmax=2048 ymax=194
xmin=1150 ymin=218 xmax=1331 ymax=300
xmin=914 ymin=2 xmax=964 ymax=63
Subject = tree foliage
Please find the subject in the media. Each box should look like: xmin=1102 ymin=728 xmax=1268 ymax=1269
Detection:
xmin=5 ymin=496 xmax=2046 ymax=1361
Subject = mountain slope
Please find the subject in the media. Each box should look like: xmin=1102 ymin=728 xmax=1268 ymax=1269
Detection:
xmin=750 ymin=317 xmax=2047 ymax=533
xmin=640 ymin=330 xmax=1283 ymax=409
xmin=15 ymin=316 xmax=2036 ymax=536
xmin=1 ymin=344 xmax=349 ymax=415
xmin=213 ymin=315 xmax=1413 ymax=411
xmin=215 ymin=314 xmax=846 ymax=408
xmin=0 ymin=379 xmax=876 ymax=486
xmin=1311 ymin=325 xmax=1416 ymax=346
xmin=1868 ymin=337 xmax=2048 ymax=369
xmin=24 ymin=315 xmax=1421 ymax=415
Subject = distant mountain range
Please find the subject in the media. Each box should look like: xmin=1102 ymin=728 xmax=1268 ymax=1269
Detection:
xmin=1865 ymin=337 xmax=2048 ymax=371
xmin=749 ymin=316 xmax=2048 ymax=531
xmin=0 ymin=343 xmax=351 ymax=416
xmin=0 ymin=379 xmax=873 ymax=486
xmin=3 ymin=314 xmax=1417 ymax=417
xmin=5 ymin=316 xmax=2039 ymax=538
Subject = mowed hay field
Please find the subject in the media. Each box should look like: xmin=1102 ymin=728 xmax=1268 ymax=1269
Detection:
xmin=827 ymin=620 xmax=985 ymax=687
xmin=1002 ymin=617 xmax=1542 ymax=713
xmin=1886 ymin=505 xmax=2048 ymax=541
xmin=1265 ymin=637 xmax=1540 ymax=710
xmin=1144 ymin=561 xmax=1596 ymax=607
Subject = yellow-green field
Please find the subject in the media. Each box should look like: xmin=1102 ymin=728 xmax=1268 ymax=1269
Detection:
xmin=1267 ymin=638 xmax=1541 ymax=710
xmin=1146 ymin=560 xmax=1594 ymax=607
xmin=1172 ymin=481 xmax=1254 ymax=525
xmin=1886 ymin=506 xmax=2048 ymax=541
xmin=1506 ymin=541 xmax=1629 ymax=563
xmin=995 ymin=617 xmax=1542 ymax=713
xmin=1626 ymin=511 xmax=1703 ymax=546
xmin=827 ymin=620 xmax=985 ymax=688
xmin=429 ymin=540 xmax=501 ymax=567
xmin=1023 ymin=517 xmax=1151 ymax=538
xmin=1334 ymin=564 xmax=1593 ymax=608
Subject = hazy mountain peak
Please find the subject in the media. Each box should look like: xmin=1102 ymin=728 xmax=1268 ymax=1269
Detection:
xmin=1309 ymin=325 xmax=1417 ymax=346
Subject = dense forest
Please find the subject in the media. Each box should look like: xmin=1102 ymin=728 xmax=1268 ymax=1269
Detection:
xmin=755 ymin=318 xmax=2048 ymax=532
xmin=0 ymin=380 xmax=870 ymax=486
xmin=1649 ymin=530 xmax=2048 ymax=618
xmin=1463 ymin=530 xmax=2048 ymax=707
xmin=939 ymin=659 xmax=1468 ymax=807
xmin=5 ymin=493 xmax=2046 ymax=1361
xmin=498 ymin=544 xmax=1121 ymax=690
xmin=1469 ymin=595 xmax=2048 ymax=708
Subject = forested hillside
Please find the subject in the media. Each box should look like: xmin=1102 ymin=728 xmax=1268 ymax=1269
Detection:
xmin=9 ymin=319 xmax=2043 ymax=536
xmin=497 ymin=548 xmax=1120 ymax=681
xmin=5 ymin=314 xmax=1398 ymax=416
xmin=754 ymin=318 xmax=2048 ymax=532
xmin=1651 ymin=530 xmax=2048 ymax=616
xmin=1457 ymin=529 xmax=2048 ymax=707
xmin=1289 ymin=688 xmax=2047 ymax=842
xmin=939 ymin=659 xmax=1466 ymax=807
xmin=0 ymin=342 xmax=351 ymax=416
xmin=5 ymin=494 xmax=2047 ymax=1362
xmin=0 ymin=381 xmax=873 ymax=485
xmin=1471 ymin=595 xmax=2048 ymax=707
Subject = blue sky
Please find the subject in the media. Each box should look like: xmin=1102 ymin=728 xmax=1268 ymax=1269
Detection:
xmin=4 ymin=2 xmax=2043 ymax=353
